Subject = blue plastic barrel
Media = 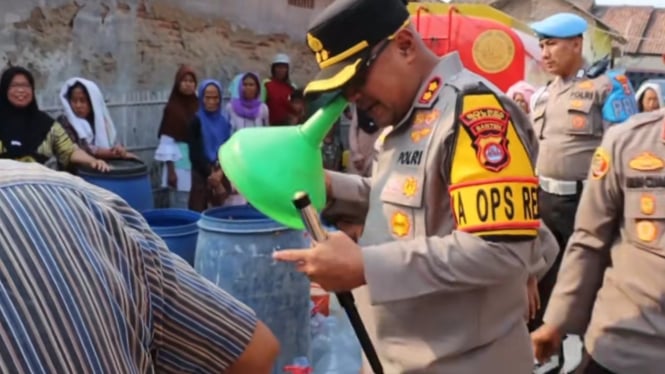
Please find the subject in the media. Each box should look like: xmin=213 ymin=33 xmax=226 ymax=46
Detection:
xmin=195 ymin=205 xmax=311 ymax=374
xmin=142 ymin=208 xmax=201 ymax=266
xmin=79 ymin=158 xmax=154 ymax=212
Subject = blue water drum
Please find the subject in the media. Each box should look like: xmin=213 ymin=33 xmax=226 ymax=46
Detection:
xmin=195 ymin=205 xmax=311 ymax=373
xmin=79 ymin=158 xmax=154 ymax=212
xmin=142 ymin=208 xmax=201 ymax=266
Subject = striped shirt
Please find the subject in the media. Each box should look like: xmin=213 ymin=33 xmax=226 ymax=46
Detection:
xmin=0 ymin=160 xmax=257 ymax=373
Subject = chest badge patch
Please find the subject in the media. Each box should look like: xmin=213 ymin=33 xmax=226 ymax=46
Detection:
xmin=459 ymin=107 xmax=511 ymax=172
xmin=640 ymin=193 xmax=656 ymax=216
xmin=411 ymin=109 xmax=439 ymax=143
xmin=629 ymin=152 xmax=664 ymax=172
xmin=418 ymin=77 xmax=442 ymax=105
xmin=411 ymin=128 xmax=431 ymax=143
xmin=571 ymin=115 xmax=587 ymax=130
xmin=636 ymin=220 xmax=658 ymax=243
xmin=391 ymin=211 xmax=411 ymax=237
xmin=577 ymin=81 xmax=593 ymax=90
xmin=570 ymin=100 xmax=584 ymax=109
xmin=402 ymin=177 xmax=418 ymax=197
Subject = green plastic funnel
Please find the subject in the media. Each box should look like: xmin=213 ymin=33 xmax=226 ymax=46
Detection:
xmin=219 ymin=94 xmax=348 ymax=229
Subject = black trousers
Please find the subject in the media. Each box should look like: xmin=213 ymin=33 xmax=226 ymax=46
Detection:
xmin=528 ymin=188 xmax=581 ymax=332
xmin=584 ymin=357 xmax=616 ymax=374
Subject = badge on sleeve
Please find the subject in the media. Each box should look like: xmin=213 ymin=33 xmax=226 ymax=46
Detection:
xmin=590 ymin=147 xmax=610 ymax=179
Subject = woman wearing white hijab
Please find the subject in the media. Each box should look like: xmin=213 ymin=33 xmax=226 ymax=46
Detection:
xmin=57 ymin=77 xmax=134 ymax=167
xmin=635 ymin=81 xmax=663 ymax=113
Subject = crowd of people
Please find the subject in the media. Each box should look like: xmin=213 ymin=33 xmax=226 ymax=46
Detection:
xmin=0 ymin=51 xmax=353 ymax=213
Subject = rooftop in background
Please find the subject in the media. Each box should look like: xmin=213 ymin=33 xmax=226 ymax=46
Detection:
xmin=437 ymin=0 xmax=665 ymax=55
xmin=442 ymin=0 xmax=626 ymax=43
xmin=595 ymin=6 xmax=665 ymax=55
xmin=596 ymin=0 xmax=665 ymax=7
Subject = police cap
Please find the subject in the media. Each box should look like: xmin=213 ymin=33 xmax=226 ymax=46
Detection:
xmin=304 ymin=0 xmax=410 ymax=94
xmin=530 ymin=13 xmax=588 ymax=39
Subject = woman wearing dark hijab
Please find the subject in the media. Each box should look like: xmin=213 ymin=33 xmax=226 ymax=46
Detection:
xmin=0 ymin=66 xmax=108 ymax=171
xmin=154 ymin=65 xmax=199 ymax=208
xmin=187 ymin=79 xmax=232 ymax=212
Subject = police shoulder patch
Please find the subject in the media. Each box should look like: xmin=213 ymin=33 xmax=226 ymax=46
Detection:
xmin=590 ymin=147 xmax=610 ymax=179
xmin=449 ymin=84 xmax=540 ymax=238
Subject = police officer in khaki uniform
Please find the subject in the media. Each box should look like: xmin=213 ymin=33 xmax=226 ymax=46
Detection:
xmin=532 ymin=108 xmax=665 ymax=374
xmin=273 ymin=0 xmax=558 ymax=372
xmin=528 ymin=14 xmax=619 ymax=371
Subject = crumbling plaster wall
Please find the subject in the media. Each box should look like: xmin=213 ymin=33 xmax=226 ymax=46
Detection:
xmin=0 ymin=0 xmax=319 ymax=96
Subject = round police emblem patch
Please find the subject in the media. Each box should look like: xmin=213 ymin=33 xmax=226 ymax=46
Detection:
xmin=484 ymin=143 xmax=505 ymax=164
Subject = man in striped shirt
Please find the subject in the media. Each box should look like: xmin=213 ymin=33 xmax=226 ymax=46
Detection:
xmin=0 ymin=160 xmax=278 ymax=373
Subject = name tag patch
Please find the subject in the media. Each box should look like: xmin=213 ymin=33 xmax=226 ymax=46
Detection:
xmin=397 ymin=150 xmax=423 ymax=166
xmin=570 ymin=91 xmax=594 ymax=100
xmin=627 ymin=176 xmax=665 ymax=189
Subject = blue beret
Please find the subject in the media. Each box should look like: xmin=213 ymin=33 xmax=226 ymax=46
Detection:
xmin=530 ymin=13 xmax=588 ymax=39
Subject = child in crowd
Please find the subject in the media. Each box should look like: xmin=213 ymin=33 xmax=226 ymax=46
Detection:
xmin=287 ymin=89 xmax=307 ymax=125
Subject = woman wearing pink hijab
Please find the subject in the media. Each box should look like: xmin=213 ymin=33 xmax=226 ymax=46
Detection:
xmin=507 ymin=80 xmax=536 ymax=114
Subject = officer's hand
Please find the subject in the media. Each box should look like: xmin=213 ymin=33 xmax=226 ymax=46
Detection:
xmin=272 ymin=231 xmax=365 ymax=292
xmin=531 ymin=324 xmax=562 ymax=363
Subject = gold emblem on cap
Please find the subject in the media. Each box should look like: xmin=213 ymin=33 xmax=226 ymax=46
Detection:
xmin=307 ymin=33 xmax=330 ymax=64
xmin=307 ymin=33 xmax=323 ymax=51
